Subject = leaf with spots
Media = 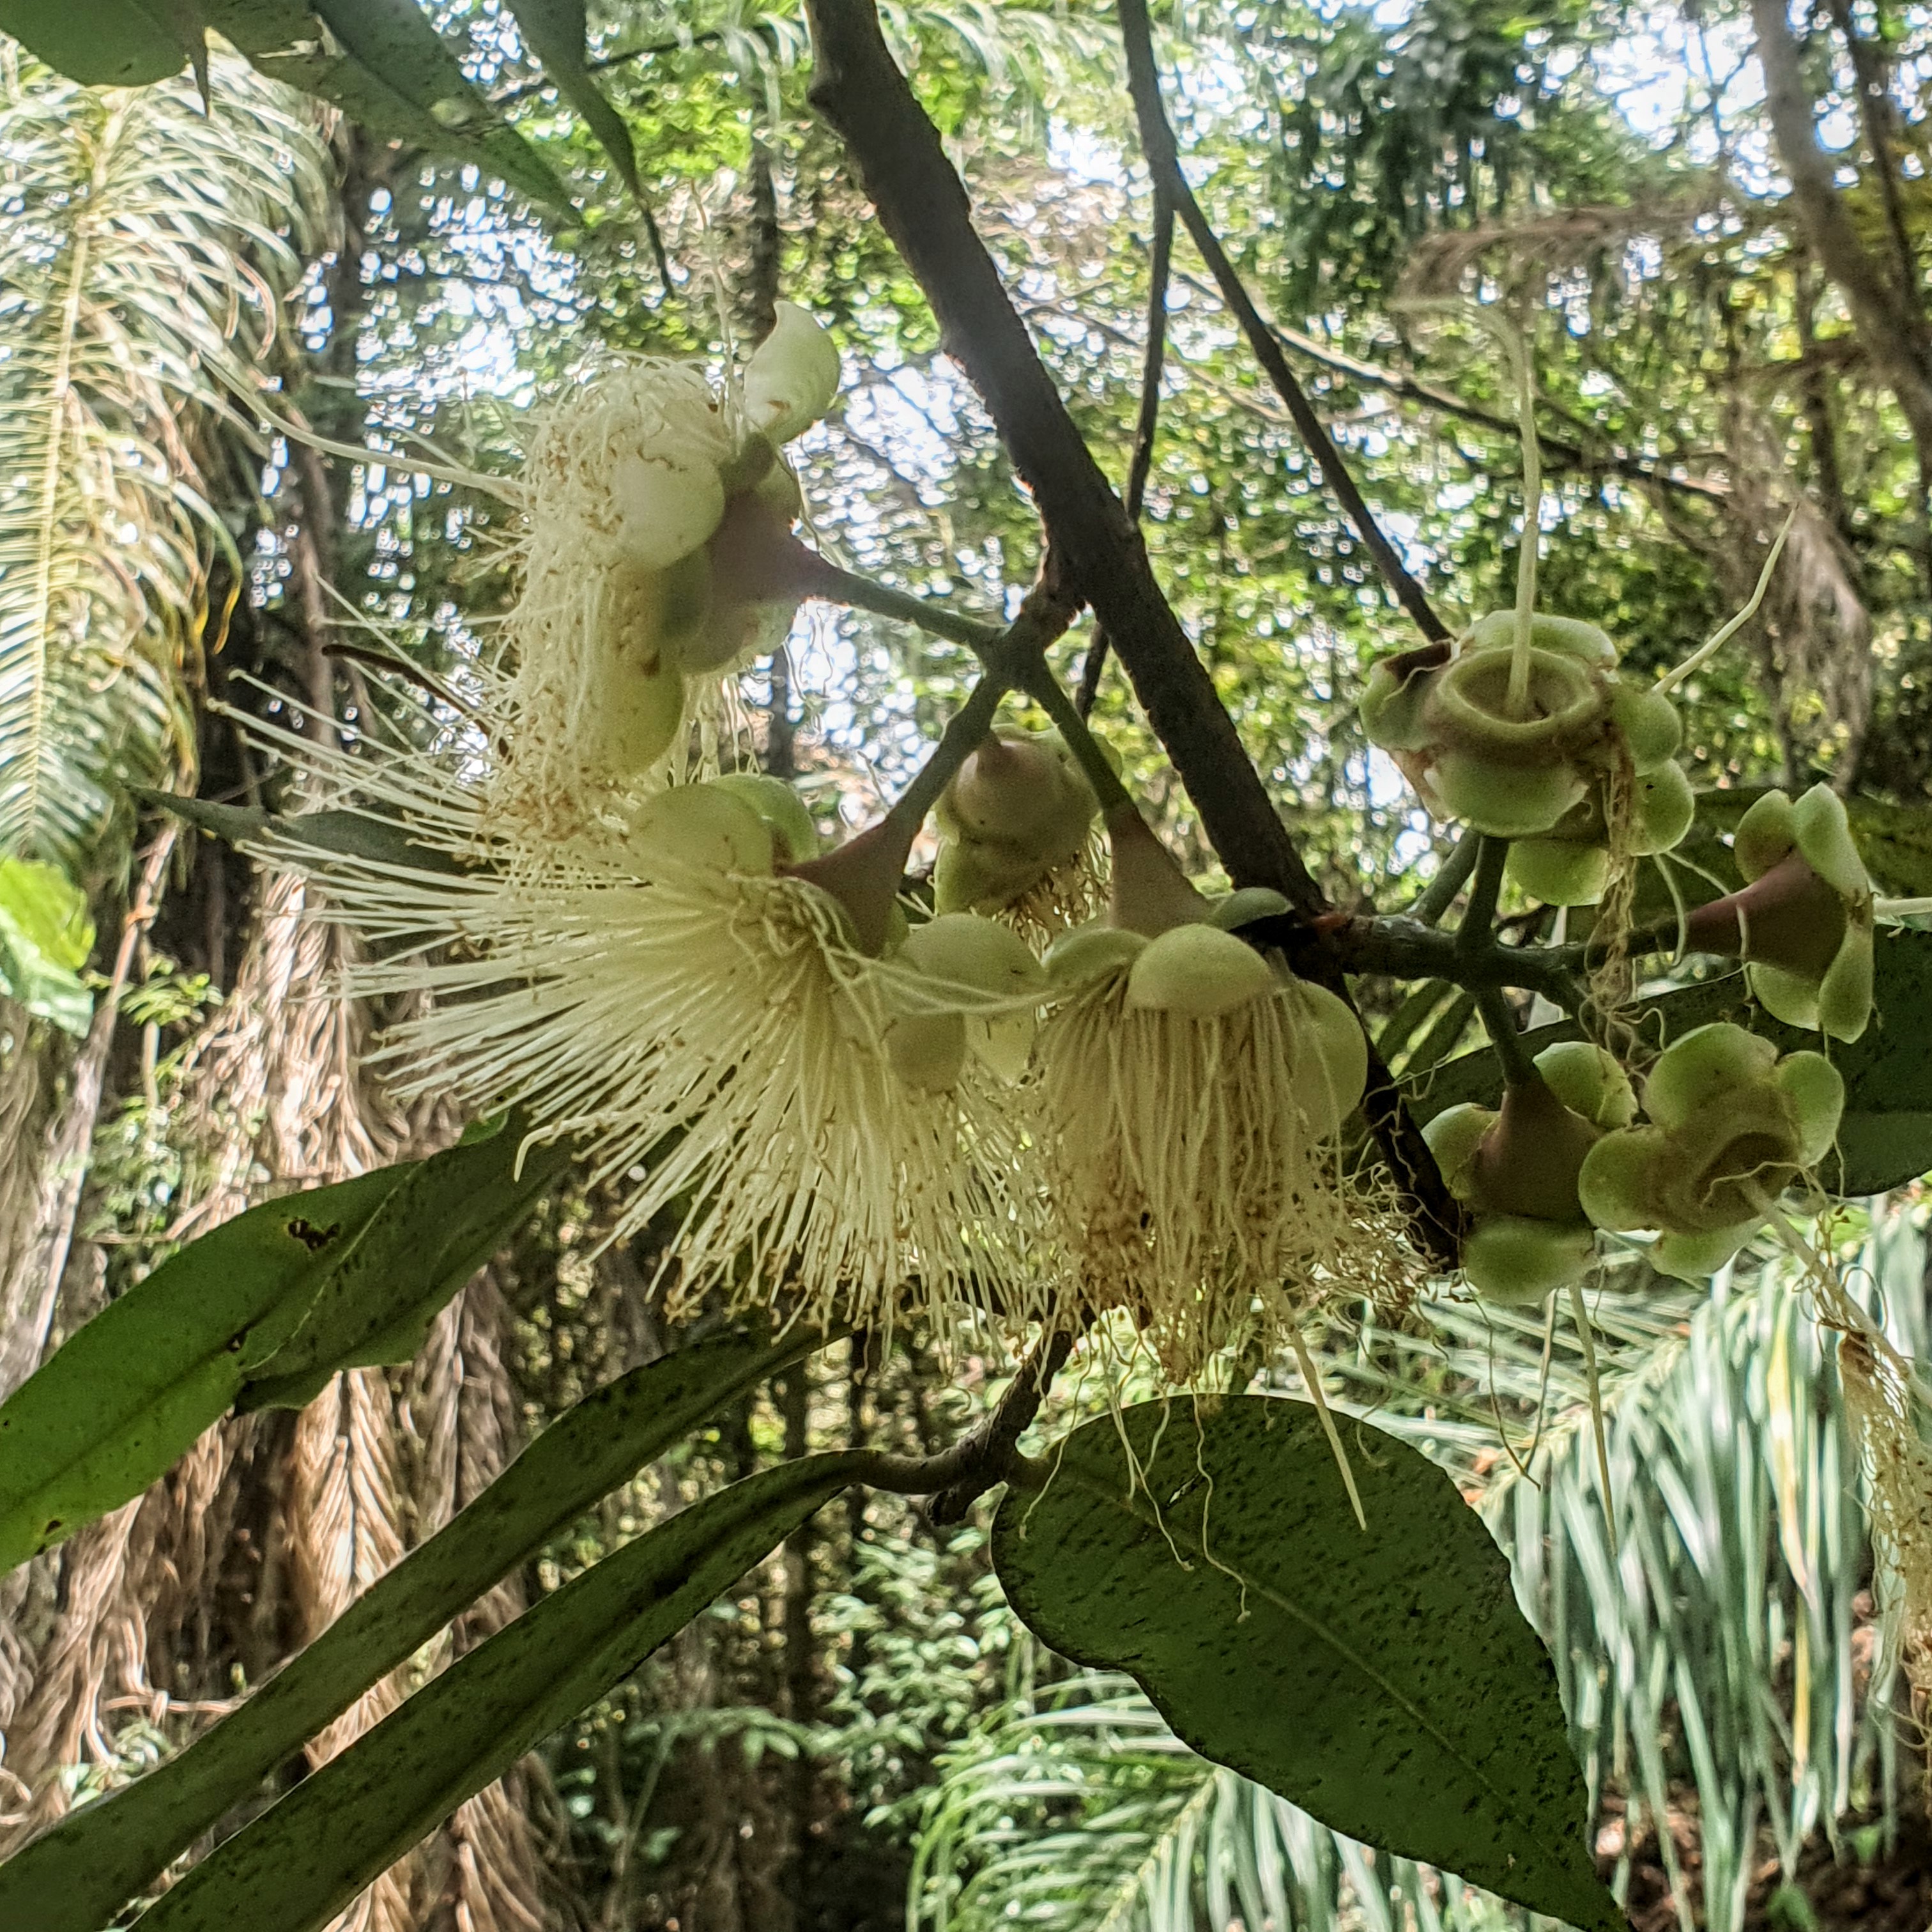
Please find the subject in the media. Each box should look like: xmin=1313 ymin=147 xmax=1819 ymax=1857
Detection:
xmin=0 ymin=1325 xmax=829 ymax=1932
xmin=132 ymin=1453 xmax=864 ymax=1932
xmin=993 ymin=1397 xmax=1625 ymax=1931
xmin=0 ymin=1125 xmax=567 ymax=1576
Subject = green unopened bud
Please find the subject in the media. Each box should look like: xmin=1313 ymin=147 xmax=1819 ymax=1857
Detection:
xmin=1126 ymin=923 xmax=1275 ymax=1018
xmin=1642 ymin=1022 xmax=1777 ymax=1132
xmin=1423 ymin=1101 xmax=1496 ymax=1199
xmin=1045 ymin=924 xmax=1147 ymax=990
xmin=1208 ymin=887 xmax=1292 ymax=930
xmin=1506 ymin=835 xmax=1611 ymax=908
xmin=1534 ymin=1041 xmax=1637 ymax=1130
xmin=1629 ymin=760 xmax=1694 ymax=857
xmin=627 ymin=782 xmax=775 ymax=877
xmin=741 ymin=302 xmax=841 ymax=445
xmin=712 ymin=772 xmax=819 ymax=862
xmin=1286 ymin=978 xmax=1368 ymax=1136
xmin=1462 ymin=1215 xmax=1597 ymax=1303
xmin=1607 ymin=684 xmax=1685 ymax=773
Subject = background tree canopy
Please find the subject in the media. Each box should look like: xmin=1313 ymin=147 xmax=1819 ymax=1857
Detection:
xmin=0 ymin=2 xmax=1929 ymax=1930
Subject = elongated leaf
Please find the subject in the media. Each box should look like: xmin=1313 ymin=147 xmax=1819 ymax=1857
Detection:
xmin=136 ymin=1452 xmax=866 ymax=1932
xmin=0 ymin=0 xmax=187 ymax=86
xmin=141 ymin=790 xmax=464 ymax=878
xmin=1408 ymin=928 xmax=1932 ymax=1195
xmin=210 ymin=0 xmax=567 ymax=208
xmin=0 ymin=1168 xmax=404 ymax=1575
xmin=992 ymin=1397 xmax=1625 ymax=1932
xmin=0 ymin=0 xmax=567 ymax=208
xmin=234 ymin=1128 xmax=572 ymax=1410
xmin=0 ymin=856 xmax=93 ymax=1035
xmin=0 ymin=1126 xmax=566 ymax=1573
xmin=502 ymin=0 xmax=643 ymax=197
xmin=0 ymin=1325 xmax=829 ymax=1932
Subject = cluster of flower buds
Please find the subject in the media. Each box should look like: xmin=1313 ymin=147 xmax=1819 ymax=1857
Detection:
xmin=1685 ymin=785 xmax=1876 ymax=1041
xmin=1423 ymin=1044 xmax=1635 ymax=1302
xmin=1360 ymin=613 xmax=1692 ymax=885
xmin=1577 ymin=1021 xmax=1843 ymax=1279
xmin=932 ymin=728 xmax=1099 ymax=914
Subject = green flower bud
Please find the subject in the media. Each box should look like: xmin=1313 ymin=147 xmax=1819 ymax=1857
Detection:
xmin=1422 ymin=1101 xmax=1495 ymax=1199
xmin=1506 ymin=834 xmax=1611 ymax=908
xmin=1462 ymin=1215 xmax=1598 ymax=1303
xmin=1045 ymin=924 xmax=1147 ymax=990
xmin=1691 ymin=785 xmax=1874 ymax=1041
xmin=1629 ymin=760 xmax=1695 ymax=857
xmin=1534 ymin=1041 xmax=1637 ymax=1130
xmin=1607 ymin=685 xmax=1685 ymax=774
xmin=1208 ymin=887 xmax=1292 ymax=930
xmin=627 ymin=783 xmax=776 ymax=877
xmin=932 ymin=730 xmax=1098 ymax=915
xmin=713 ymin=772 xmax=820 ymax=863
xmin=1576 ymin=1022 xmax=1845 ymax=1270
xmin=1126 ymin=923 xmax=1275 ymax=1018
xmin=1286 ymin=978 xmax=1368 ymax=1137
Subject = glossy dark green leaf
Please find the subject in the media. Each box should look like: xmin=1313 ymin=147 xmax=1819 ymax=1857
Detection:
xmin=135 ymin=1452 xmax=864 ymax=1932
xmin=5 ymin=0 xmax=567 ymax=210
xmin=502 ymin=0 xmax=643 ymax=199
xmin=0 ymin=1326 xmax=829 ymax=1932
xmin=993 ymin=1397 xmax=1624 ymax=1932
xmin=1408 ymin=929 xmax=1932 ymax=1195
xmin=0 ymin=1126 xmax=567 ymax=1574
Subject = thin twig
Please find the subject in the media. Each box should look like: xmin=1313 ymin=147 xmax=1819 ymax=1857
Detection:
xmin=851 ymin=1326 xmax=1078 ymax=1520
xmin=1114 ymin=0 xmax=1450 ymax=645
xmin=1406 ymin=830 xmax=1481 ymax=926
xmin=1079 ymin=183 xmax=1175 ymax=717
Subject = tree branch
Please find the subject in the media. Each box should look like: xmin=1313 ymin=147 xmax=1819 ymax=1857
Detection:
xmin=1116 ymin=0 xmax=1450 ymax=645
xmin=802 ymin=0 xmax=1322 ymax=914
xmin=1079 ymin=183 xmax=1175 ymax=716
xmin=1751 ymin=0 xmax=1932 ymax=468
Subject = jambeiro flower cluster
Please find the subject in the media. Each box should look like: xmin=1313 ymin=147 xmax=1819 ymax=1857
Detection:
xmin=254 ymin=308 xmax=1406 ymax=1378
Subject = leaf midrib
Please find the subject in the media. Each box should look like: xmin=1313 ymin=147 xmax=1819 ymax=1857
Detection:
xmin=1050 ymin=1449 xmax=1580 ymax=1881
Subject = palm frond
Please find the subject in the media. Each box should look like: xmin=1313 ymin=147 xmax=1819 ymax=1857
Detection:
xmin=913 ymin=1212 xmax=1926 ymax=1932
xmin=0 ymin=49 xmax=332 ymax=880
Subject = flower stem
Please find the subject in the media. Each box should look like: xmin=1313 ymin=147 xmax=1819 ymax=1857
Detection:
xmin=1567 ymin=1278 xmax=1618 ymax=1560
xmin=1653 ymin=507 xmax=1795 ymax=698
xmin=808 ymin=558 xmax=1005 ymax=654
xmin=1476 ymin=986 xmax=1538 ymax=1089
xmin=1456 ymin=836 xmax=1510 ymax=959
xmin=1022 ymin=664 xmax=1135 ymax=815
xmin=1504 ymin=326 xmax=1540 ymax=723
xmin=1407 ymin=828 xmax=1481 ymax=926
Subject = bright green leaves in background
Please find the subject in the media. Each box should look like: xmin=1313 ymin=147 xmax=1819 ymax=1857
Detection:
xmin=0 ymin=1121 xmax=569 ymax=1575
xmin=0 ymin=857 xmax=94 ymax=1035
xmin=1409 ymin=930 xmax=1932 ymax=1197
xmin=0 ymin=1326 xmax=824 ymax=1932
xmin=993 ymin=1398 xmax=1626 ymax=1932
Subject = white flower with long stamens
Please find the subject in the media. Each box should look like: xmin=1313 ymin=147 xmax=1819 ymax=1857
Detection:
xmin=485 ymin=304 xmax=841 ymax=838
xmin=1032 ymin=806 xmax=1415 ymax=1381
xmin=249 ymin=710 xmax=1048 ymax=1345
